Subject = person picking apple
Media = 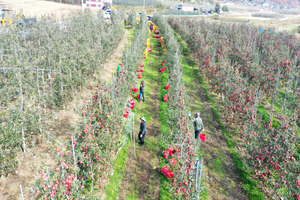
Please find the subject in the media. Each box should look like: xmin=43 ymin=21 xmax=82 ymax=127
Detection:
xmin=189 ymin=112 xmax=204 ymax=142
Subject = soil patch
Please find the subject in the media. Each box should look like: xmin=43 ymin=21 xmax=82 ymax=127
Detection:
xmin=100 ymin=31 xmax=128 ymax=83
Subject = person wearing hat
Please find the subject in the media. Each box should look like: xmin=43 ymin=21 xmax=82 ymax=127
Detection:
xmin=138 ymin=117 xmax=147 ymax=146
xmin=189 ymin=112 xmax=204 ymax=141
xmin=138 ymin=80 xmax=145 ymax=102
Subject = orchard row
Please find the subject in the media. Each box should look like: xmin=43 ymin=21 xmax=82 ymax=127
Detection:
xmin=0 ymin=11 xmax=125 ymax=176
xmin=169 ymin=17 xmax=300 ymax=199
xmin=152 ymin=15 xmax=205 ymax=199
xmin=29 ymin=13 xmax=150 ymax=199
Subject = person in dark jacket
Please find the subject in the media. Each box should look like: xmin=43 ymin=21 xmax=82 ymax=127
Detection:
xmin=189 ymin=112 xmax=204 ymax=141
xmin=138 ymin=117 xmax=146 ymax=146
xmin=138 ymin=80 xmax=145 ymax=102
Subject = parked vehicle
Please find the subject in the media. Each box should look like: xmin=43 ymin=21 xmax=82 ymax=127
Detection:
xmin=178 ymin=5 xmax=194 ymax=12
xmin=19 ymin=18 xmax=36 ymax=26
xmin=104 ymin=12 xmax=110 ymax=20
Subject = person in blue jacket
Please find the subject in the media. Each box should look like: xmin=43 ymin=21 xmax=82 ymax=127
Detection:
xmin=138 ymin=80 xmax=145 ymax=102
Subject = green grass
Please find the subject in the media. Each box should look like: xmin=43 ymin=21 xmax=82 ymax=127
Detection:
xmin=105 ymin=136 xmax=130 ymax=200
xmin=257 ymin=104 xmax=270 ymax=123
xmin=291 ymin=26 xmax=299 ymax=34
xmin=257 ymin=104 xmax=280 ymax=128
xmin=157 ymin=29 xmax=209 ymax=200
xmin=175 ymin=32 xmax=266 ymax=200
xmin=120 ymin=31 xmax=162 ymax=199
xmin=104 ymin=25 xmax=145 ymax=200
xmin=151 ymin=33 xmax=172 ymax=200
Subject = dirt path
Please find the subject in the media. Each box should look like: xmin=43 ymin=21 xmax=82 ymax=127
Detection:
xmin=100 ymin=31 xmax=129 ymax=83
xmin=0 ymin=30 xmax=129 ymax=200
xmin=117 ymin=35 xmax=161 ymax=200
xmin=179 ymin=45 xmax=250 ymax=200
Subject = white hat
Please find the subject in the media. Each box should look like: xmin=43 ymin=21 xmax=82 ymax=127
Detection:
xmin=140 ymin=117 xmax=146 ymax=122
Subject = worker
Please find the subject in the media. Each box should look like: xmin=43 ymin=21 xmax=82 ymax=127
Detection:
xmin=189 ymin=112 xmax=204 ymax=141
xmin=124 ymin=18 xmax=127 ymax=26
xmin=138 ymin=117 xmax=147 ymax=146
xmin=138 ymin=80 xmax=145 ymax=102
xmin=150 ymin=24 xmax=153 ymax=32
xmin=117 ymin=62 xmax=122 ymax=77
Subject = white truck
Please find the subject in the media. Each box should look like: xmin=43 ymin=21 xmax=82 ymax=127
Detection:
xmin=178 ymin=5 xmax=194 ymax=12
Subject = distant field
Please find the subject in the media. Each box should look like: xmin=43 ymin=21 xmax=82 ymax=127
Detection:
xmin=219 ymin=10 xmax=300 ymax=34
xmin=1 ymin=0 xmax=83 ymax=18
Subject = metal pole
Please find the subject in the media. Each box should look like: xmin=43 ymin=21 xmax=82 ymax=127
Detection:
xmin=248 ymin=88 xmax=259 ymax=135
xmin=133 ymin=114 xmax=136 ymax=156
xmin=21 ymin=0 xmax=25 ymax=17
xmin=81 ymin=0 xmax=84 ymax=12
xmin=20 ymin=185 xmax=24 ymax=200
xmin=71 ymin=136 xmax=77 ymax=180
xmin=90 ymin=163 xmax=93 ymax=195
xmin=129 ymin=111 xmax=133 ymax=141
xmin=271 ymin=67 xmax=281 ymax=111
xmin=194 ymin=160 xmax=199 ymax=199
xmin=197 ymin=158 xmax=203 ymax=200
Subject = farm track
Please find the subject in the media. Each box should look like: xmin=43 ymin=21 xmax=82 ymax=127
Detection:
xmin=117 ymin=34 xmax=161 ymax=200
xmin=179 ymin=44 xmax=250 ymax=200
xmin=0 ymin=30 xmax=129 ymax=200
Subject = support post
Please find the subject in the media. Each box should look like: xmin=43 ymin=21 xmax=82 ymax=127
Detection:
xmin=20 ymin=185 xmax=24 ymax=200
xmin=133 ymin=113 xmax=136 ymax=156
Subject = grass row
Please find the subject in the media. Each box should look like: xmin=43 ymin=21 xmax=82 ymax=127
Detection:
xmin=158 ymin=28 xmax=208 ymax=199
xmin=158 ymin=33 xmax=172 ymax=200
xmin=104 ymin=27 xmax=139 ymax=200
xmin=179 ymin=44 xmax=209 ymax=200
xmin=174 ymin=32 xmax=266 ymax=200
xmin=105 ymin=136 xmax=131 ymax=200
xmin=107 ymin=30 xmax=163 ymax=199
